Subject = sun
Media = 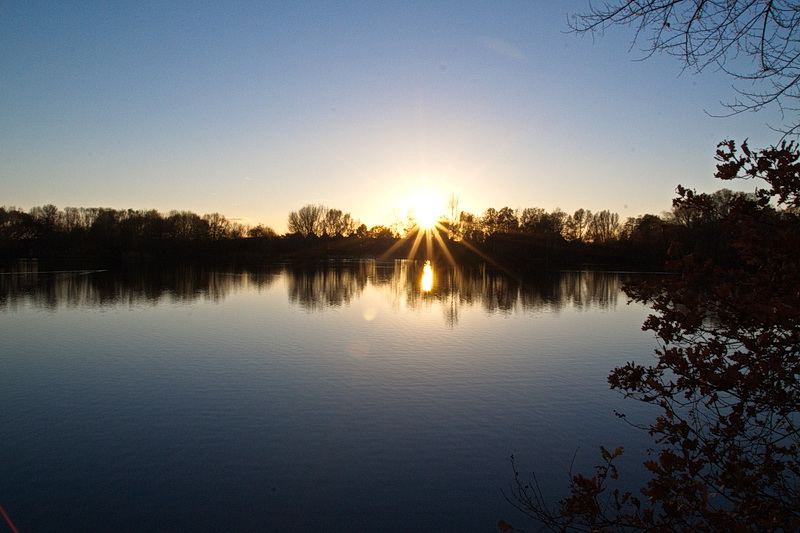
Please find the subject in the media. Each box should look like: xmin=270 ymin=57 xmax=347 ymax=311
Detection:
xmin=381 ymin=190 xmax=458 ymax=266
xmin=406 ymin=193 xmax=444 ymax=229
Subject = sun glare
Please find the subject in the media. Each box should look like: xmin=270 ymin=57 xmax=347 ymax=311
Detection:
xmin=421 ymin=260 xmax=433 ymax=292
xmin=407 ymin=193 xmax=444 ymax=229
xmin=381 ymin=190 xmax=460 ymax=267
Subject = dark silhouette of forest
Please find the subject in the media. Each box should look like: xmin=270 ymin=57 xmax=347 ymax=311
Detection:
xmin=0 ymin=193 xmax=750 ymax=271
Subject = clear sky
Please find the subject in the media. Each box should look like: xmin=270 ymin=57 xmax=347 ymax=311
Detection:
xmin=1 ymin=1 xmax=786 ymax=233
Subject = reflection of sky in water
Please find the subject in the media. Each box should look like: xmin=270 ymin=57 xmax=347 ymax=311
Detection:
xmin=0 ymin=262 xmax=660 ymax=532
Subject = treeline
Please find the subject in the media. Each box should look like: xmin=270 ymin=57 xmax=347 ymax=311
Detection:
xmin=0 ymin=206 xmax=279 ymax=265
xmin=286 ymin=202 xmax=658 ymax=243
xmin=0 ymin=189 xmax=761 ymax=269
xmin=285 ymin=201 xmax=665 ymax=244
xmin=0 ymin=204 xmax=399 ymax=266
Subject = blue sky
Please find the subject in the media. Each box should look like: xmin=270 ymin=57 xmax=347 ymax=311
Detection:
xmin=1 ymin=1 xmax=786 ymax=232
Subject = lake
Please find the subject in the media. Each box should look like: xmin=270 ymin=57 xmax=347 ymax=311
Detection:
xmin=0 ymin=260 xmax=660 ymax=532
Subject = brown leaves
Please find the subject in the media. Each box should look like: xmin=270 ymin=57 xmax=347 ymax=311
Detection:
xmin=614 ymin=140 xmax=800 ymax=528
xmin=509 ymin=139 xmax=800 ymax=531
xmin=715 ymin=140 xmax=800 ymax=209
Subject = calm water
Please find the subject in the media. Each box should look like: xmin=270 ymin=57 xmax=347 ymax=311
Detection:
xmin=0 ymin=261 xmax=659 ymax=532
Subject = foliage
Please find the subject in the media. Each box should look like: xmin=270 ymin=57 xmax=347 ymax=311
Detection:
xmin=248 ymin=224 xmax=277 ymax=238
xmin=1 ymin=195 xmax=706 ymax=268
xmin=287 ymin=204 xmax=326 ymax=236
xmin=505 ymin=141 xmax=800 ymax=531
xmin=570 ymin=1 xmax=800 ymax=134
xmin=0 ymin=199 xmax=676 ymax=268
xmin=287 ymin=204 xmax=359 ymax=237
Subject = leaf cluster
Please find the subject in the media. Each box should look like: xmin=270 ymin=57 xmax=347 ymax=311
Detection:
xmin=507 ymin=140 xmax=800 ymax=531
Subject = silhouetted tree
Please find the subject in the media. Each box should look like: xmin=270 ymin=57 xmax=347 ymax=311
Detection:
xmin=73 ymin=207 xmax=98 ymax=230
xmin=543 ymin=208 xmax=568 ymax=239
xmin=203 ymin=212 xmax=231 ymax=240
xmin=482 ymin=207 xmax=500 ymax=237
xmin=459 ymin=211 xmax=483 ymax=242
xmin=445 ymin=193 xmax=463 ymax=239
xmin=366 ymin=225 xmax=395 ymax=239
xmin=116 ymin=208 xmax=165 ymax=246
xmin=588 ymin=209 xmax=621 ymax=244
xmin=518 ymin=207 xmax=567 ymax=240
xmin=0 ymin=206 xmax=37 ymax=241
xmin=322 ymin=208 xmax=358 ymax=237
xmin=565 ymin=208 xmax=591 ymax=242
xmin=621 ymin=213 xmax=664 ymax=244
xmin=248 ymin=224 xmax=277 ymax=238
xmin=354 ymin=223 xmax=368 ymax=238
xmin=168 ymin=210 xmax=208 ymax=241
xmin=496 ymin=207 xmax=519 ymax=233
xmin=62 ymin=206 xmax=85 ymax=233
xmin=519 ymin=207 xmax=545 ymax=234
xmin=287 ymin=204 xmax=326 ymax=237
xmin=342 ymin=213 xmax=358 ymax=236
xmin=481 ymin=207 xmax=519 ymax=235
xmin=668 ymin=188 xmax=756 ymax=228
xmin=228 ymin=222 xmax=247 ymax=239
xmin=90 ymin=208 xmax=120 ymax=238
xmin=29 ymin=204 xmax=60 ymax=234
xmin=506 ymin=140 xmax=800 ymax=531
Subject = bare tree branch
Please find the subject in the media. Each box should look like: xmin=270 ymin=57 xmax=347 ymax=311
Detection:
xmin=571 ymin=1 xmax=800 ymax=134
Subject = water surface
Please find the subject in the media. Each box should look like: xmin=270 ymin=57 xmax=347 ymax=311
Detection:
xmin=0 ymin=261 xmax=659 ymax=532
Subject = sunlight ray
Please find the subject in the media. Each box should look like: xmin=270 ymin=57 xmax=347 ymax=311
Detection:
xmin=379 ymin=231 xmax=413 ymax=260
xmin=430 ymin=223 xmax=458 ymax=267
xmin=407 ymin=226 xmax=425 ymax=259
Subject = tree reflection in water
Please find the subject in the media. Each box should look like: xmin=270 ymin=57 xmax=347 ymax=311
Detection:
xmin=0 ymin=260 xmax=632 ymax=325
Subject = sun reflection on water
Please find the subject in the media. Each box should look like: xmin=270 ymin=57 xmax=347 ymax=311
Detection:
xmin=421 ymin=260 xmax=433 ymax=292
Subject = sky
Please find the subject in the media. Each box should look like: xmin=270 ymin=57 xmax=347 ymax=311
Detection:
xmin=1 ymin=1 xmax=788 ymax=233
